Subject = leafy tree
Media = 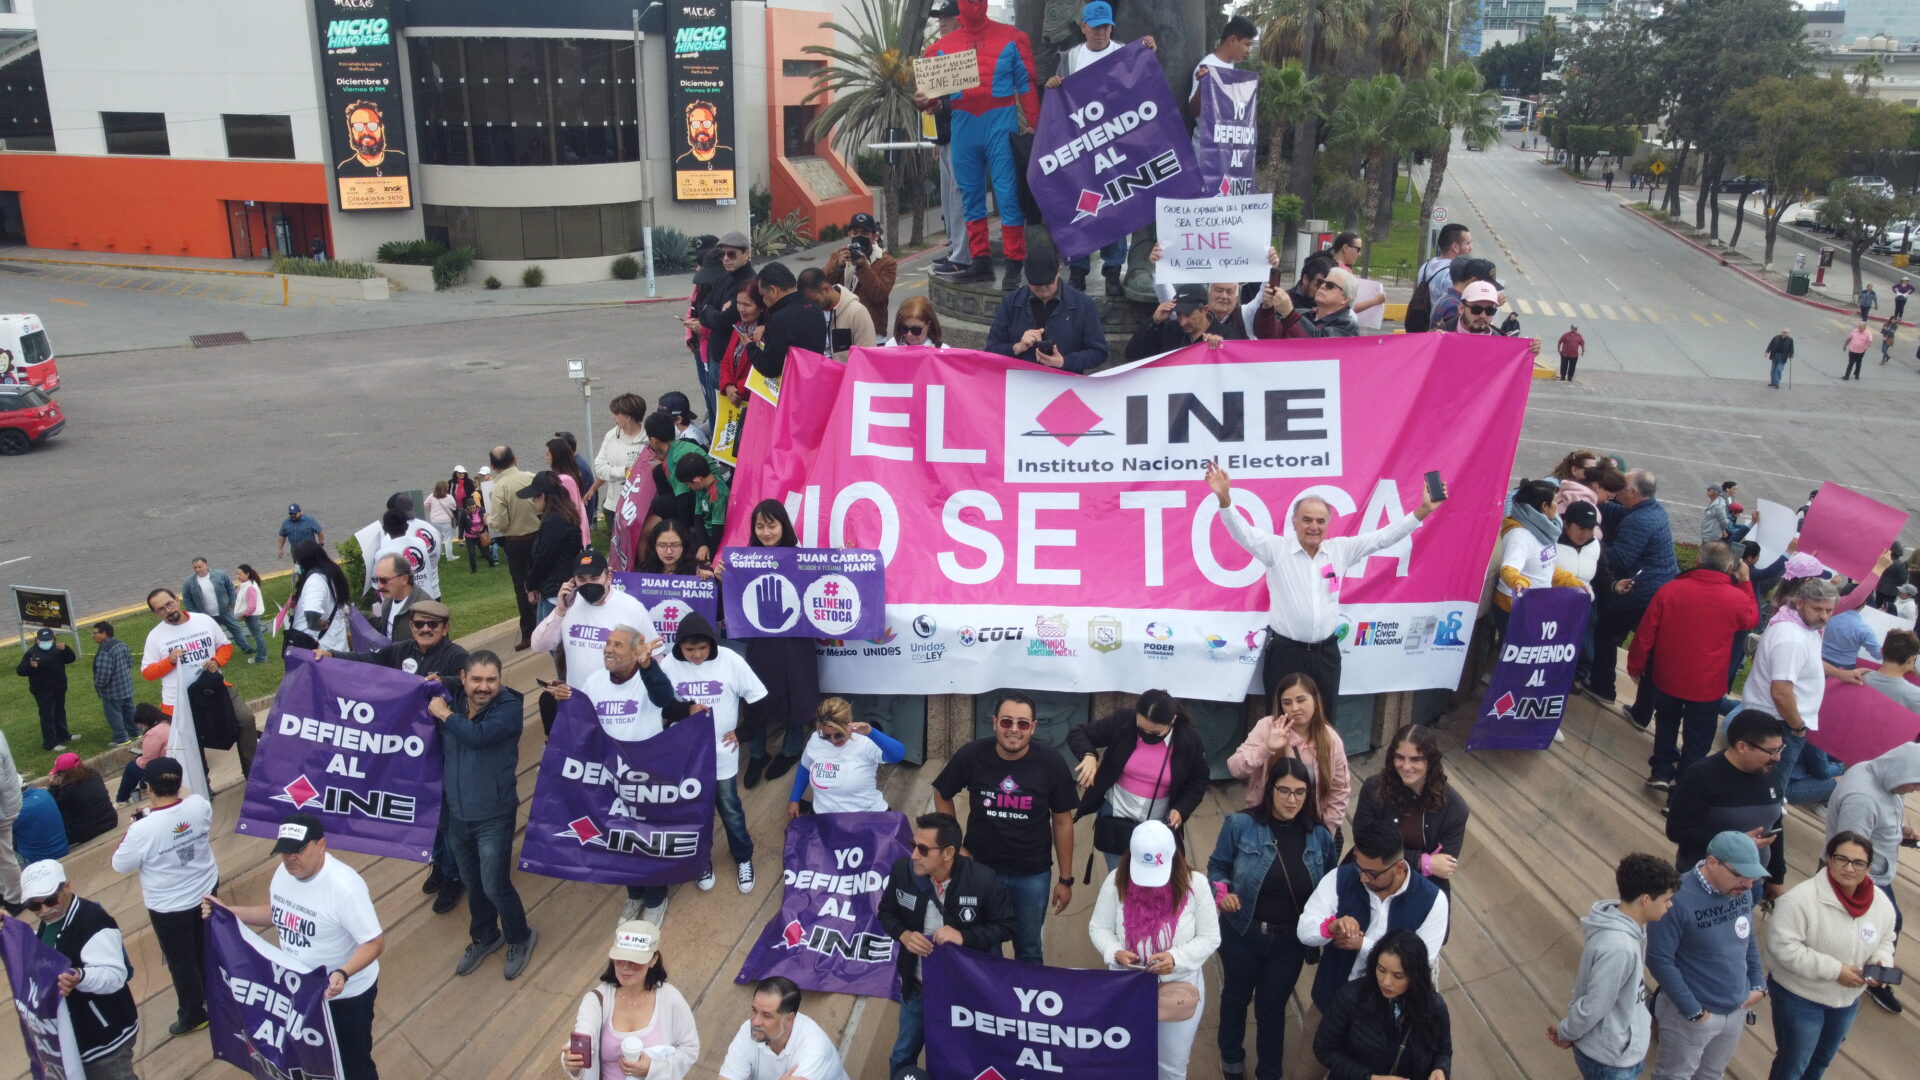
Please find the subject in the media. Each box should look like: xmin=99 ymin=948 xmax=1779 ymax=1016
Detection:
xmin=804 ymin=0 xmax=926 ymax=242
xmin=1728 ymin=74 xmax=1911 ymax=266
xmin=1553 ymin=14 xmax=1661 ymax=130
xmin=1820 ymin=184 xmax=1917 ymax=297
xmin=1409 ymin=63 xmax=1499 ymax=265
xmin=1329 ymin=74 xmax=1408 ymax=248
xmin=1473 ymin=37 xmax=1543 ymax=96
xmin=1850 ymin=54 xmax=1886 ymax=94
xmin=1255 ymin=59 xmax=1327 ymax=198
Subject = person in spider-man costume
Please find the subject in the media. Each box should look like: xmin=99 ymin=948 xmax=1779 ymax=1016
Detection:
xmin=921 ymin=0 xmax=1039 ymax=292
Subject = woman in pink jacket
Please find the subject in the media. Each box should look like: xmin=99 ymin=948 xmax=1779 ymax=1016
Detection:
xmin=1843 ymin=323 xmax=1873 ymax=380
xmin=1228 ymin=672 xmax=1351 ymax=840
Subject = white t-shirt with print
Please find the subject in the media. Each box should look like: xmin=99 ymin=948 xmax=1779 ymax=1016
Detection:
xmin=1497 ymin=527 xmax=1561 ymax=600
xmin=374 ymin=530 xmax=435 ymax=599
xmin=293 ymin=572 xmax=350 ymax=650
xmin=1742 ymin=620 xmax=1827 ymax=728
xmin=110 ymin=794 xmax=218 ymax=912
xmin=1061 ymin=39 xmax=1122 ymax=79
xmin=580 ymin=667 xmax=666 ymax=742
xmin=141 ymin=612 xmax=232 ymax=709
xmin=657 ymin=648 xmax=767 ymax=780
xmin=799 ymin=731 xmax=890 ymax=814
xmin=718 ymin=1012 xmax=850 ymax=1080
xmin=559 ymin=592 xmax=658 ymax=689
xmin=269 ymin=854 xmax=383 ymax=998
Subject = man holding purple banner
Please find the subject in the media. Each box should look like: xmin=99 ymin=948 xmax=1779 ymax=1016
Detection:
xmin=10 ymin=859 xmax=141 ymax=1077
xmin=532 ymin=549 xmax=659 ymax=734
xmin=878 ymin=811 xmax=1017 ymax=1073
xmin=659 ymin=611 xmax=767 ymax=895
xmin=1042 ymin=2 xmax=1153 ymax=298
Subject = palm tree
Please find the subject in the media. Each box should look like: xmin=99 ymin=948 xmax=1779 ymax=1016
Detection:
xmin=1850 ymin=54 xmax=1886 ymax=94
xmin=802 ymin=0 xmax=925 ymax=242
xmin=1256 ymin=59 xmax=1326 ymax=196
xmin=1412 ymin=62 xmax=1500 ymax=265
xmin=1372 ymin=0 xmax=1448 ymax=78
xmin=1330 ymin=74 xmax=1407 ymax=248
xmin=1255 ymin=0 xmax=1370 ymax=71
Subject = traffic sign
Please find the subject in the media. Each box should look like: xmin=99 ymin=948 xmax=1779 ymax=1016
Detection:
xmin=1431 ymin=206 xmax=1448 ymax=224
xmin=1649 ymin=161 xmax=1666 ymax=176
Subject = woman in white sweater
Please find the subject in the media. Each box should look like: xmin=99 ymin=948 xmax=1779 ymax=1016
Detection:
xmin=560 ymin=920 xmax=699 ymax=1080
xmin=1765 ymin=831 xmax=1898 ymax=1080
xmin=1089 ymin=820 xmax=1221 ymax=1080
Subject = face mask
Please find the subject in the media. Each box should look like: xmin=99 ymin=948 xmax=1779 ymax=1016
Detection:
xmin=38 ymin=641 xmax=53 ymax=650
xmin=576 ymin=582 xmax=608 ymax=605
xmin=1138 ymin=728 xmax=1167 ymax=745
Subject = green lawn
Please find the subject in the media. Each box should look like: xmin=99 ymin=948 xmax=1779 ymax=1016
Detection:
xmin=1364 ymin=177 xmax=1427 ymax=284
xmin=2 ymin=530 xmax=570 ymax=779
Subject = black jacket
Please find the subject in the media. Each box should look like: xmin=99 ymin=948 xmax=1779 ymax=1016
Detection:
xmin=1766 ymin=333 xmax=1795 ymax=360
xmin=751 ymin=291 xmax=831 ymax=379
xmin=984 ymin=284 xmax=1110 ymax=373
xmin=1348 ymin=774 xmax=1471 ymax=895
xmin=16 ymin=644 xmax=75 ymax=694
xmin=42 ymin=895 xmax=140 ymax=1060
xmin=697 ymin=261 xmax=756 ymax=368
xmin=1066 ymin=707 xmax=1210 ymax=823
xmin=528 ymin=511 xmax=584 ymax=598
xmin=1124 ymin=317 xmax=1205 ymax=361
xmin=671 ymin=610 xmax=718 ymax=659
xmin=876 ymin=854 xmax=1016 ymax=995
xmin=341 ymin=636 xmax=471 ymax=684
xmin=52 ymin=770 xmax=119 ymax=845
xmin=1314 ymin=977 xmax=1453 ymax=1080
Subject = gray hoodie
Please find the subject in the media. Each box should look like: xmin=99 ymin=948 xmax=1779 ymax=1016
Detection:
xmin=1556 ymin=900 xmax=1651 ymax=1068
xmin=1826 ymin=742 xmax=1920 ymax=887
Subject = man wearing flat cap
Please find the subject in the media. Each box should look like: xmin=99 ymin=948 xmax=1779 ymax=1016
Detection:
xmin=983 ymin=247 xmax=1109 ymax=372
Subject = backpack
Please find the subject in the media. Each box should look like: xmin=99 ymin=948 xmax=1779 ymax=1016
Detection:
xmin=1405 ymin=263 xmax=1443 ymax=332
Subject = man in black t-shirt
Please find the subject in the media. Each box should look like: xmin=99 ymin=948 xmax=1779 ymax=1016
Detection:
xmin=932 ymin=690 xmax=1078 ymax=963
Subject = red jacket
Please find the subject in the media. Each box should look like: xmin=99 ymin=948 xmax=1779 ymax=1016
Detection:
xmin=1626 ymin=567 xmax=1759 ymax=702
xmin=717 ymin=325 xmax=754 ymax=400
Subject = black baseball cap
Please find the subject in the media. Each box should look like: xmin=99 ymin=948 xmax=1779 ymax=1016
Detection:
xmin=1561 ymin=501 xmax=1599 ymax=529
xmin=575 ymin=549 xmax=609 ymax=577
xmin=145 ymin=756 xmax=184 ymax=786
xmin=849 ymin=212 xmax=878 ymax=233
xmin=272 ymin=813 xmax=326 ymax=854
xmin=517 ymin=470 xmax=565 ymax=499
xmin=932 ymin=2 xmax=959 ymax=17
xmin=1172 ymin=283 xmax=1210 ymax=314
xmin=659 ymin=390 xmax=698 ymax=422
xmin=1024 ymin=248 xmax=1060 ymax=286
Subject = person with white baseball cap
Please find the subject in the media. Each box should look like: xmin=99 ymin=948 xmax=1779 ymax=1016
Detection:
xmin=206 ymin=813 xmax=385 ymax=1079
xmin=1088 ymin=820 xmax=1220 ymax=1080
xmin=559 ymin=919 xmax=700 ymax=1079
xmin=10 ymin=859 xmax=142 ymax=1073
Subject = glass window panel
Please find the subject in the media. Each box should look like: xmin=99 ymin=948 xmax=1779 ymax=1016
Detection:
xmin=600 ymin=202 xmax=627 ymax=255
xmin=221 ymin=114 xmax=295 ymax=159
xmin=521 ymin=207 xmax=559 ymax=260
xmin=102 ymin=111 xmax=169 ymax=155
xmin=476 ymin=206 xmax=523 ymax=260
xmin=559 ymin=205 xmax=600 ymax=259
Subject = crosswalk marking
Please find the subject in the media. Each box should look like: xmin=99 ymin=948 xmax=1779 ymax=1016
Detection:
xmin=1579 ymin=303 xmax=1598 ymax=319
xmin=1559 ymin=301 xmax=1578 ymax=318
xmin=1690 ymin=311 xmax=1712 ymax=327
xmin=1711 ymin=312 xmax=1728 ymax=324
xmin=1644 ymin=309 xmax=1662 ymax=323
xmin=1744 ymin=317 xmax=1758 ymax=329
xmin=1601 ymin=305 xmax=1619 ymax=320
xmin=1514 ymin=298 xmax=1534 ymax=315
xmin=1623 ymin=307 xmax=1641 ymax=322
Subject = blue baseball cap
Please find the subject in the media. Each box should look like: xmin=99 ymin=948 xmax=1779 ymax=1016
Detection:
xmin=1082 ymin=1 xmax=1115 ymax=27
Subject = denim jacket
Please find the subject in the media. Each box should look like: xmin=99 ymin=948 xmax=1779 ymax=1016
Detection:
xmin=1207 ymin=810 xmax=1334 ymax=936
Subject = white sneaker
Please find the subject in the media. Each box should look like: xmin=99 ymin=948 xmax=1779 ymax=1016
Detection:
xmin=642 ymin=898 xmax=668 ymax=926
xmin=618 ymin=897 xmax=644 ymax=924
xmin=697 ymin=867 xmax=716 ymax=892
xmin=738 ymin=861 xmax=757 ymax=894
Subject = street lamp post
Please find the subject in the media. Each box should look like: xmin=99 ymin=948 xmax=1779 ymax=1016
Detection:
xmin=567 ymin=358 xmax=595 ymax=463
xmin=634 ymin=4 xmax=666 ymax=298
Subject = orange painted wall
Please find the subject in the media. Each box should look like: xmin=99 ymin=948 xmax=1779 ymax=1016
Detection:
xmin=0 ymin=154 xmax=328 ymax=258
xmin=763 ymin=8 xmax=872 ymax=238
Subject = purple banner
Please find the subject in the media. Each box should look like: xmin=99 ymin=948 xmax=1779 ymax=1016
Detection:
xmin=1197 ymin=66 xmax=1259 ymax=197
xmin=204 ymin=905 xmax=344 ymax=1080
xmin=923 ymin=946 xmax=1160 ymax=1080
xmin=1026 ymin=40 xmax=1203 ymax=258
xmin=519 ymin=694 xmax=717 ymax=885
xmin=346 ymin=608 xmax=390 ymax=652
xmin=736 ymin=811 xmax=912 ymax=1000
xmin=1468 ymin=587 xmax=1591 ymax=751
xmin=236 ymin=649 xmax=443 ymax=861
xmin=0 ymin=916 xmax=84 ymax=1080
xmin=720 ymin=547 xmax=885 ymax=639
xmin=612 ymin=572 xmax=720 ymax=645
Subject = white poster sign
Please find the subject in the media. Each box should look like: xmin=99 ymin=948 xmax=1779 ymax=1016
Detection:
xmin=1153 ymin=194 xmax=1273 ymax=285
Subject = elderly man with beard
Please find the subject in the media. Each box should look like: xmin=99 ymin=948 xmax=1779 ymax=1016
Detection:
xmin=1257 ymin=266 xmax=1362 ymax=338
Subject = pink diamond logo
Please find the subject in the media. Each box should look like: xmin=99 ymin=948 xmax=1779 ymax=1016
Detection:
xmin=1491 ymin=691 xmax=1516 ymax=717
xmin=1218 ymin=176 xmax=1234 ymax=196
xmin=564 ymin=816 xmax=603 ymax=844
xmin=281 ymin=775 xmax=319 ymax=808
xmin=780 ymin=919 xmax=806 ymax=947
xmin=1074 ymin=189 xmax=1104 ymax=219
xmin=974 ymin=1069 xmax=1008 ymax=1080
xmin=1031 ymin=390 xmax=1106 ymax=446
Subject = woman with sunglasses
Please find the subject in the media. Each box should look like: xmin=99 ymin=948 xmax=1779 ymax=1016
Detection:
xmin=1069 ymin=689 xmax=1210 ymax=870
xmin=1208 ymin=757 xmax=1332 ymax=1080
xmin=788 ymin=696 xmax=905 ymax=816
xmin=1763 ymin=831 xmax=1896 ymax=1080
xmin=1314 ymin=930 xmax=1452 ymax=1080
xmin=1350 ymin=724 xmax=1469 ymax=896
xmin=1229 ymin=672 xmax=1351 ymax=840
xmin=1325 ymin=232 xmax=1386 ymax=322
xmin=880 ymin=296 xmax=945 ymax=348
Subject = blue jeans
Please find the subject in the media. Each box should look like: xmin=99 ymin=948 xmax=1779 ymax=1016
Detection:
xmin=1217 ymin=922 xmax=1308 ymax=1079
xmin=692 ymin=346 xmax=719 ymax=425
xmin=889 ymin=987 xmax=926 ymax=1071
xmin=447 ymin=812 xmax=530 ymax=945
xmin=711 ymin=775 xmax=753 ymax=866
xmin=997 ymin=869 xmax=1052 ymax=964
xmin=1069 ymin=236 xmax=1129 ymax=274
xmin=242 ymin=615 xmax=269 ymax=659
xmin=1650 ymin=689 xmax=1720 ymax=782
xmin=1780 ymin=727 xmax=1837 ymax=806
xmin=1766 ymin=978 xmax=1857 ymax=1080
xmin=116 ymin=758 xmax=145 ymax=802
xmin=1574 ymin=1048 xmax=1643 ymax=1080
xmin=1770 ymin=356 xmax=1787 ymax=386
xmin=99 ymin=695 xmax=136 ymax=743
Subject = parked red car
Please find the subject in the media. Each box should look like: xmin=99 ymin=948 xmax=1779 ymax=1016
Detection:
xmin=0 ymin=383 xmax=64 ymax=454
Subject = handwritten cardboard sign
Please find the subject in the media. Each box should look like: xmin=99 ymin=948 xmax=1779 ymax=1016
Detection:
xmin=1152 ymin=194 xmax=1273 ymax=285
xmin=914 ymin=50 xmax=980 ymax=99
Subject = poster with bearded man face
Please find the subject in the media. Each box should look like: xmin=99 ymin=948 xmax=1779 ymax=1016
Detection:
xmin=669 ymin=0 xmax=737 ymax=201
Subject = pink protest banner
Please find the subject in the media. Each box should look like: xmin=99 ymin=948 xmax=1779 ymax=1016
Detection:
xmin=1798 ymin=481 xmax=1908 ymax=582
xmin=1808 ymin=670 xmax=1920 ymax=765
xmin=717 ymin=349 xmax=848 ymax=552
xmin=725 ymin=336 xmax=1533 ymax=701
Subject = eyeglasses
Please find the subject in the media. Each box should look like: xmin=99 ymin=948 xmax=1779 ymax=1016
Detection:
xmin=1314 ymin=281 xmax=1343 ymax=292
xmin=996 ymin=716 xmax=1034 ymax=731
xmin=1829 ymin=854 xmax=1871 ymax=871
xmin=1272 ymin=785 xmax=1309 ymax=800
xmin=912 ymin=843 xmax=944 ymax=856
xmin=656 ymin=541 xmax=685 ymax=552
xmin=820 ymin=728 xmax=851 ymax=745
xmin=720 ymin=248 xmax=746 ymax=259
xmin=902 ymin=325 xmax=928 ymax=336
xmin=413 ymin=620 xmax=447 ymax=632
xmin=1467 ymin=304 xmax=1500 ymax=316
xmin=350 ymin=122 xmax=382 ymax=133
xmin=372 ymin=575 xmax=395 ymax=585
xmin=1356 ymin=860 xmax=1404 ymax=882
xmin=23 ymin=894 xmax=59 ymax=912
xmin=1752 ymin=742 xmax=1786 ymax=759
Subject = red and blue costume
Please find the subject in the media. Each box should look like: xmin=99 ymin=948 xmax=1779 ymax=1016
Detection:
xmin=925 ymin=0 xmax=1039 ymax=264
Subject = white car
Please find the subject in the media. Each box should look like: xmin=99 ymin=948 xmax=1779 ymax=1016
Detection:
xmin=1789 ymin=200 xmax=1824 ymax=227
